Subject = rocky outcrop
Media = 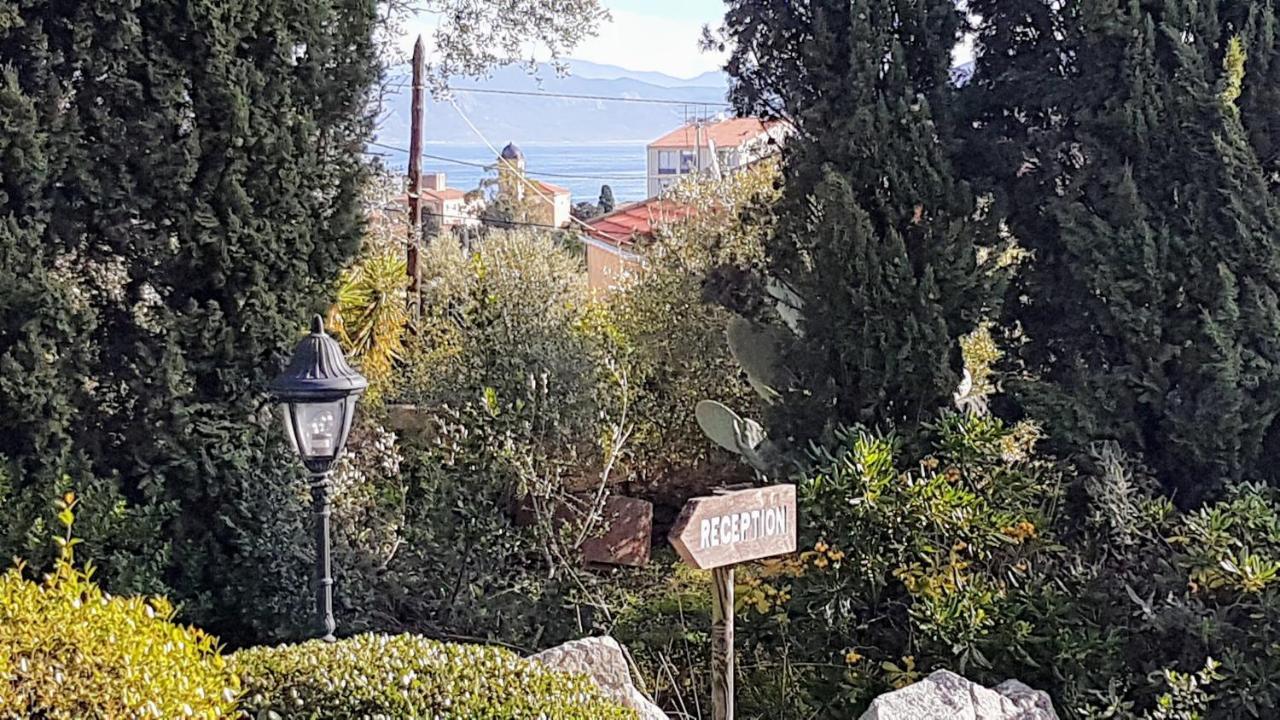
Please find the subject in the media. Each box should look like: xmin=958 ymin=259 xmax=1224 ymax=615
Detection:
xmin=859 ymin=670 xmax=1058 ymax=720
xmin=530 ymin=636 xmax=668 ymax=720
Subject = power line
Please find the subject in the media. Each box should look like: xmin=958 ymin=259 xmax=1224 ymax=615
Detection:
xmin=420 ymin=210 xmax=565 ymax=231
xmin=446 ymin=97 xmax=614 ymax=239
xmin=365 ymin=140 xmax=644 ymax=182
xmin=446 ymin=86 xmax=732 ymax=108
xmin=378 ymin=75 xmax=733 ymax=109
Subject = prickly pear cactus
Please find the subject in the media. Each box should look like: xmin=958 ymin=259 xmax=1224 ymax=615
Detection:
xmin=695 ymin=400 xmax=772 ymax=473
xmin=726 ymin=316 xmax=793 ymax=404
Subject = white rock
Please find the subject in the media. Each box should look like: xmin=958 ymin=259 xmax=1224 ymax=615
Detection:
xmin=859 ymin=670 xmax=1058 ymax=720
xmin=994 ymin=679 xmax=1058 ymax=718
xmin=530 ymin=636 xmax=668 ymax=720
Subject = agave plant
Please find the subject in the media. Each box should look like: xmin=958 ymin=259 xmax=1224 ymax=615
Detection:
xmin=328 ymin=251 xmax=409 ymax=394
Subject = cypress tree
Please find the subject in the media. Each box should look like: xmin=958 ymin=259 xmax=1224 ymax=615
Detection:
xmin=966 ymin=1 xmax=1280 ymax=503
xmin=598 ymin=183 xmax=615 ymax=214
xmin=1226 ymin=2 xmax=1280 ymax=192
xmin=0 ymin=0 xmax=378 ymax=640
xmin=0 ymin=66 xmax=97 ymax=546
xmin=717 ymin=0 xmax=988 ymax=442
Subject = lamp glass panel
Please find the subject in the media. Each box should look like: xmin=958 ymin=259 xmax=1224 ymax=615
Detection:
xmin=281 ymin=405 xmax=300 ymax=455
xmin=293 ymin=400 xmax=346 ymax=460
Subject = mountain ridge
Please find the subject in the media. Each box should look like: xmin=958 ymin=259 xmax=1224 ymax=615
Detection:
xmin=375 ymin=61 xmax=731 ymax=146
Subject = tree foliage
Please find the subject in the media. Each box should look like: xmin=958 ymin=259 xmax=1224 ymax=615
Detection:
xmin=0 ymin=0 xmax=379 ymax=643
xmin=598 ymin=184 xmax=616 ymax=214
xmin=412 ymin=0 xmax=609 ymax=92
xmin=963 ymin=0 xmax=1280 ymax=504
xmin=607 ymin=160 xmax=776 ymax=493
xmin=713 ymin=0 xmax=994 ymax=446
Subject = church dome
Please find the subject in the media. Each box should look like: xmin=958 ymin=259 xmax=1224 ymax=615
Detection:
xmin=500 ymin=142 xmax=524 ymax=161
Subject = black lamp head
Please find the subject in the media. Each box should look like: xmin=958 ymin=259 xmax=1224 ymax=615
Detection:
xmin=269 ymin=315 xmax=368 ymax=402
xmin=270 ymin=315 xmax=368 ymax=474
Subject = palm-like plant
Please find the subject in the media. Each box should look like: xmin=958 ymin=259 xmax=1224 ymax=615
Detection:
xmin=328 ymin=251 xmax=409 ymax=396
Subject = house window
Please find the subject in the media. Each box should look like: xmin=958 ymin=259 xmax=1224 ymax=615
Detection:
xmin=657 ymin=150 xmax=679 ymax=175
xmin=679 ymin=150 xmax=697 ymax=173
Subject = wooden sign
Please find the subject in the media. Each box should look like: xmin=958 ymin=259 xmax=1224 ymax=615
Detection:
xmin=668 ymin=484 xmax=798 ymax=720
xmin=669 ymin=484 xmax=797 ymax=570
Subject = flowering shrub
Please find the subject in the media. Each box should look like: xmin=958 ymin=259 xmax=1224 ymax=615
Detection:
xmin=0 ymin=494 xmax=238 ymax=719
xmin=732 ymin=412 xmax=1059 ymax=716
xmin=725 ymin=421 xmax=1280 ymax=719
xmin=233 ymin=633 xmax=637 ymax=719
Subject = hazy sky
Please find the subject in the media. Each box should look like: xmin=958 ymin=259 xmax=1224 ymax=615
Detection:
xmin=400 ymin=0 xmax=730 ymax=79
xmin=401 ymin=1 xmax=974 ymax=80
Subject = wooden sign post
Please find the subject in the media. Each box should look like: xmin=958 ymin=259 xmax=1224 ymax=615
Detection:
xmin=669 ymin=484 xmax=797 ymax=720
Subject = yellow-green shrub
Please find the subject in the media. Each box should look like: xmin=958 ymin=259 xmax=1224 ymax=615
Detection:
xmin=232 ymin=633 xmax=638 ymax=719
xmin=0 ymin=494 xmax=238 ymax=719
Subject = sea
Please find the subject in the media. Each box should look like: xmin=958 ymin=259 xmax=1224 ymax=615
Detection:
xmin=373 ymin=142 xmax=650 ymax=204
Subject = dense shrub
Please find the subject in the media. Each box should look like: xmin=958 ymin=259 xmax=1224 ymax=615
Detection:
xmin=232 ymin=633 xmax=636 ymax=719
xmin=731 ymin=412 xmax=1058 ymax=717
xmin=0 ymin=495 xmax=238 ymax=719
xmin=705 ymin=412 xmax=1280 ymax=719
xmin=607 ymin=161 xmax=776 ymax=496
xmin=0 ymin=0 xmax=378 ymax=645
xmin=369 ymin=230 xmax=626 ymax=647
xmin=1019 ymin=445 xmax=1280 ymax=719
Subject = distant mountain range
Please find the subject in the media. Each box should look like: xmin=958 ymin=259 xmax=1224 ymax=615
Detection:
xmin=374 ymin=59 xmax=731 ymax=147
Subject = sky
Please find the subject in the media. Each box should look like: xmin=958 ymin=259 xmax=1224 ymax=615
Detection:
xmin=400 ymin=0 xmax=730 ymax=79
xmin=401 ymin=1 xmax=974 ymax=80
xmin=572 ymin=0 xmax=729 ymax=78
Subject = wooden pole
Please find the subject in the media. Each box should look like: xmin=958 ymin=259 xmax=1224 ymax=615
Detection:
xmin=711 ymin=566 xmax=735 ymax=720
xmin=406 ymin=35 xmax=425 ymax=323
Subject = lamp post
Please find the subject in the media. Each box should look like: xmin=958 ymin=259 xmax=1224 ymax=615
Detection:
xmin=269 ymin=315 xmax=367 ymax=642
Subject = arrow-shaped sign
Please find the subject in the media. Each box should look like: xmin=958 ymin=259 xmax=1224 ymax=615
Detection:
xmin=669 ymin=484 xmax=797 ymax=570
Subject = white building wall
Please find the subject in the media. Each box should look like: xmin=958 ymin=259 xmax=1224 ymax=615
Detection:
xmin=646 ymin=130 xmax=785 ymax=196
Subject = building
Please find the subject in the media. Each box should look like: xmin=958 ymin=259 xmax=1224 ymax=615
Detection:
xmin=420 ymin=172 xmax=481 ymax=228
xmin=646 ymin=117 xmax=788 ymax=196
xmin=579 ymin=197 xmax=696 ymax=291
xmin=529 ymin=179 xmax=572 ymax=228
xmin=496 ymin=142 xmax=572 ymax=228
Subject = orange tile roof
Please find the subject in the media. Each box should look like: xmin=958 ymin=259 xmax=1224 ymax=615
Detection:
xmin=582 ymin=197 xmax=697 ymax=245
xmin=649 ymin=117 xmax=783 ymax=149
xmin=422 ymin=188 xmax=467 ymax=201
xmin=532 ymin=179 xmax=570 ymax=196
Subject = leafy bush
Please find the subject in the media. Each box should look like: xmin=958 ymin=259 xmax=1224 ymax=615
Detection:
xmin=372 ymin=229 xmax=627 ymax=647
xmin=606 ymin=161 xmax=777 ymax=494
xmin=232 ymin=633 xmax=637 ymax=719
xmin=714 ymin=412 xmax=1280 ymax=719
xmin=730 ymin=412 xmax=1058 ymax=717
xmin=0 ymin=494 xmax=238 ymax=718
xmin=1018 ymin=445 xmax=1280 ymax=719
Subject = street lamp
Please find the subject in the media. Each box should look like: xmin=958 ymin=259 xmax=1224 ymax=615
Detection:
xmin=269 ymin=315 xmax=367 ymax=641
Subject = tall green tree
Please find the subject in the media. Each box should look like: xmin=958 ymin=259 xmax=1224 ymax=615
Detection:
xmin=714 ymin=0 xmax=990 ymax=443
xmin=964 ymin=1 xmax=1280 ymax=504
xmin=597 ymin=184 xmax=615 ymax=214
xmin=0 ymin=0 xmax=378 ymax=641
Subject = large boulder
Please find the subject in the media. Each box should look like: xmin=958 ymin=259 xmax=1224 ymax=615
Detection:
xmin=530 ymin=636 xmax=669 ymax=720
xmin=859 ymin=670 xmax=1058 ymax=720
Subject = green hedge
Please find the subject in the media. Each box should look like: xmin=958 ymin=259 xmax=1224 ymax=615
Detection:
xmin=0 ymin=494 xmax=239 ymax=719
xmin=232 ymin=633 xmax=637 ymax=719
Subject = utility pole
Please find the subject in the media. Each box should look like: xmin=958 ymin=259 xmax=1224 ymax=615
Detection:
xmin=406 ymin=35 xmax=426 ymax=323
